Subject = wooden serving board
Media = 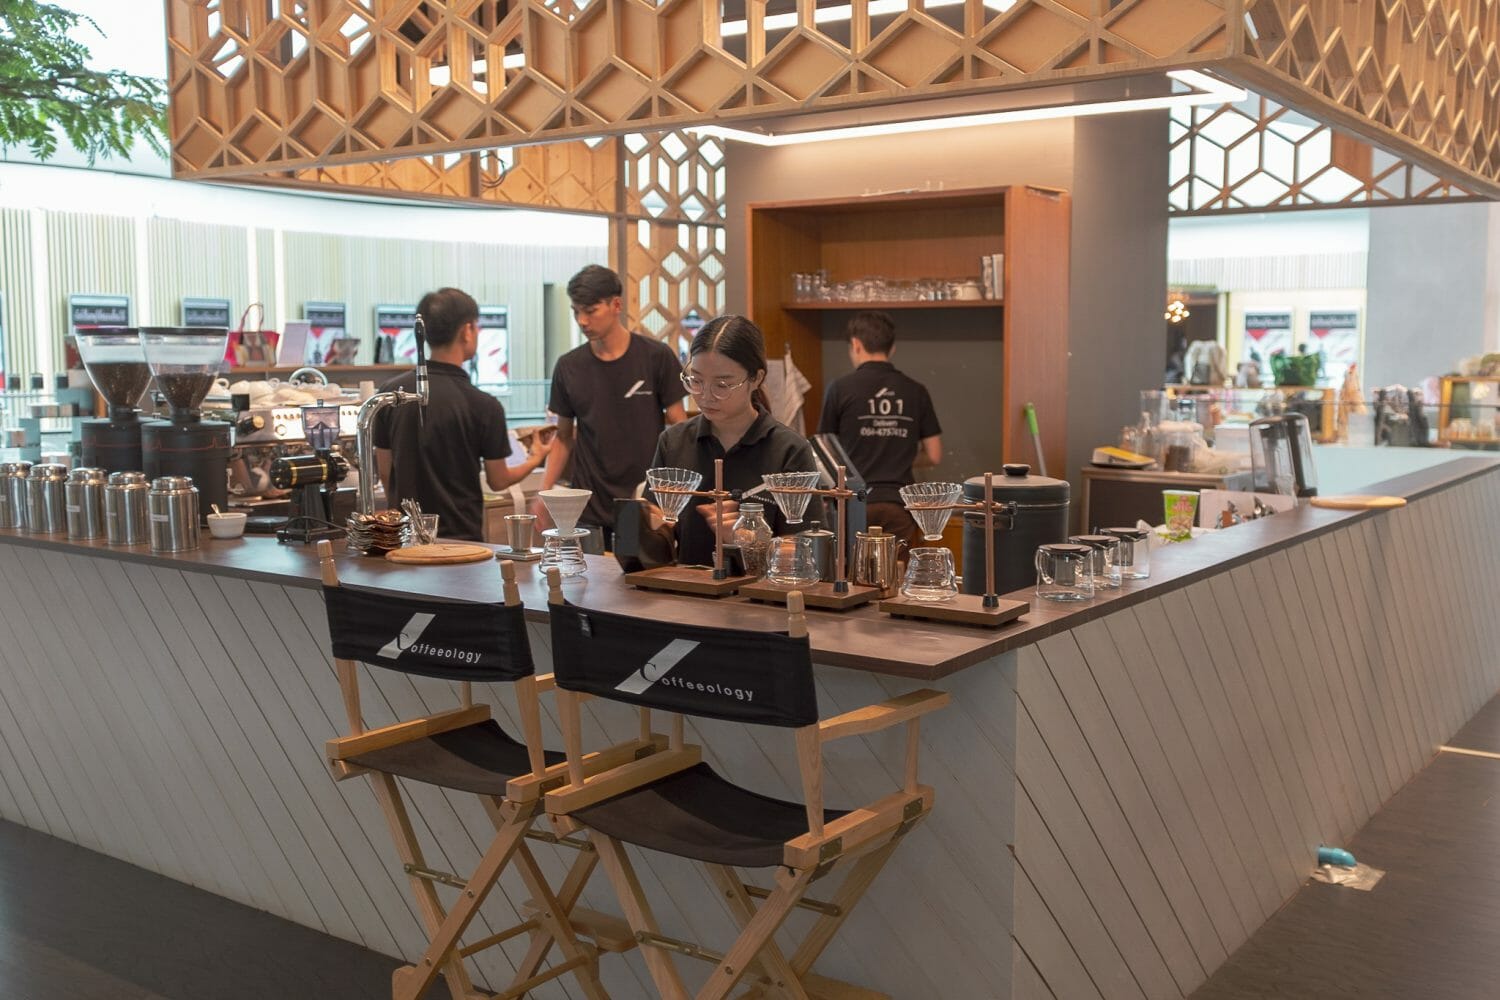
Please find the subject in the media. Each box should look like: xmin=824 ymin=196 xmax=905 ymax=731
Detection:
xmin=878 ymin=593 xmax=1029 ymax=628
xmin=739 ymin=579 xmax=881 ymax=610
xmin=622 ymin=565 xmax=754 ymax=597
xmin=385 ymin=543 xmax=495 ymax=565
xmin=1309 ymin=495 xmax=1408 ymax=510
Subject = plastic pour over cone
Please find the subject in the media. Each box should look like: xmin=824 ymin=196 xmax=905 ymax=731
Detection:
xmin=540 ymin=487 xmax=591 ymax=533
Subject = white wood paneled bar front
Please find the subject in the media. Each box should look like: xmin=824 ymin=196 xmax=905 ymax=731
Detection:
xmin=0 ymin=458 xmax=1495 ymax=999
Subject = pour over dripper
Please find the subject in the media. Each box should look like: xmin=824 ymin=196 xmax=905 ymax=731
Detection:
xmin=646 ymin=467 xmax=701 ymax=524
xmin=141 ymin=326 xmax=230 ymax=421
xmin=76 ymin=327 xmax=149 ymax=422
xmin=539 ymin=487 xmax=591 ymax=536
xmin=899 ymin=481 xmax=963 ymax=540
xmin=762 ymin=471 xmax=821 ymax=525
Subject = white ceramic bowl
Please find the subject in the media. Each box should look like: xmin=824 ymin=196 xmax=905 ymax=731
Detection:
xmin=207 ymin=512 xmax=248 ymax=539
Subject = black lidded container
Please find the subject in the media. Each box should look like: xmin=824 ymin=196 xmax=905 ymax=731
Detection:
xmin=961 ymin=463 xmax=1070 ymax=596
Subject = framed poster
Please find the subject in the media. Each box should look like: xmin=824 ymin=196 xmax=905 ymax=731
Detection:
xmin=69 ymin=294 xmax=130 ymax=331
xmin=181 ymin=297 xmax=232 ymax=328
xmin=374 ymin=304 xmax=418 ymax=365
xmin=470 ymin=305 xmax=509 ymax=387
xmin=1242 ymin=310 xmax=1293 ymax=364
xmin=1308 ymin=310 xmax=1361 ymax=379
xmin=303 ymin=301 xmax=348 ymax=365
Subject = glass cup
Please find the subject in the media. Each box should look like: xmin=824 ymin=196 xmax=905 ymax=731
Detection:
xmin=1102 ymin=527 xmax=1150 ymax=579
xmin=901 ymin=546 xmax=958 ymax=602
xmin=765 ymin=535 xmax=819 ymax=586
xmin=1035 ymin=543 xmax=1094 ymax=602
xmin=1068 ymin=534 xmax=1122 ymax=589
xmin=1163 ymin=489 xmax=1199 ymax=540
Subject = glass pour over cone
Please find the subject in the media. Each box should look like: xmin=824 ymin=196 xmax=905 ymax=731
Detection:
xmin=539 ymin=487 xmax=591 ymax=534
xmin=899 ymin=481 xmax=963 ymax=540
xmin=762 ymin=471 xmax=822 ymax=525
xmin=76 ymin=327 xmax=149 ymax=421
xmin=647 ymin=467 xmax=701 ymax=524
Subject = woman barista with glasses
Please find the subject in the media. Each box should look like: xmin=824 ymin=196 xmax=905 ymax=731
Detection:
xmin=650 ymin=315 xmax=819 ymax=567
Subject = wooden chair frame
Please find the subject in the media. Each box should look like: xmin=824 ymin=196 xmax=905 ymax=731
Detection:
xmin=541 ymin=568 xmax=951 ymax=1000
xmin=317 ymin=541 xmax=655 ymax=1000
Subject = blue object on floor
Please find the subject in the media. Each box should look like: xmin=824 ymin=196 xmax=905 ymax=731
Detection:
xmin=1318 ymin=845 xmax=1357 ymax=868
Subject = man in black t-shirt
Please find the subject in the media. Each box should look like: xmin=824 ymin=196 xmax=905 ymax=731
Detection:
xmin=375 ymin=287 xmax=549 ymax=542
xmin=817 ymin=311 xmax=943 ymax=547
xmin=539 ymin=265 xmax=686 ymax=541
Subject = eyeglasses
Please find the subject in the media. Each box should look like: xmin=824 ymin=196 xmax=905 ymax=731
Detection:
xmin=680 ymin=371 xmax=749 ymax=400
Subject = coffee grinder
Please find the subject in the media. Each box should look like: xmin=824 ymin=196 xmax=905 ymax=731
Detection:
xmin=140 ymin=326 xmax=232 ymax=521
xmin=75 ymin=327 xmax=151 ymax=472
xmin=271 ymin=404 xmax=348 ymax=544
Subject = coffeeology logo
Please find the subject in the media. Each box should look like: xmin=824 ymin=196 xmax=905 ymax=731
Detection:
xmin=614 ymin=639 xmax=757 ymax=703
xmin=377 ymin=613 xmax=485 ymax=665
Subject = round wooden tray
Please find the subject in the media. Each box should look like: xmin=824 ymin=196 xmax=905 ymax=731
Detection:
xmin=385 ymin=543 xmax=494 ymax=565
xmin=1309 ymin=495 xmax=1408 ymax=510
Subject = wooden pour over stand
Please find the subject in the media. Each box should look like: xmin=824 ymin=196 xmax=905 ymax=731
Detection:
xmin=622 ymin=458 xmax=757 ymax=597
xmin=739 ymin=464 xmax=880 ymax=610
xmin=879 ymin=471 xmax=1030 ymax=627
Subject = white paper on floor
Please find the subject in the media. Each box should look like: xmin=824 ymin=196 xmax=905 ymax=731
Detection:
xmin=1311 ymin=862 xmax=1385 ymax=891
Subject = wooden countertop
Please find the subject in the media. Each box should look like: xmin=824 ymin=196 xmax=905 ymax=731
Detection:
xmin=4 ymin=456 xmax=1495 ymax=680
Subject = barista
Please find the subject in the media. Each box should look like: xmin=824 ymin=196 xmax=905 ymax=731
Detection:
xmin=818 ymin=311 xmax=942 ymax=546
xmin=374 ymin=287 xmax=549 ymax=542
xmin=650 ymin=315 xmax=817 ymax=567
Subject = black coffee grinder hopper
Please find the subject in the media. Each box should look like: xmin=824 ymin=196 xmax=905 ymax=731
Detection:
xmin=272 ymin=405 xmax=348 ymax=544
xmin=76 ymin=327 xmax=151 ymax=472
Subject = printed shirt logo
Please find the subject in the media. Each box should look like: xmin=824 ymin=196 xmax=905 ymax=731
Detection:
xmin=615 ymin=639 xmax=699 ymax=694
xmin=378 ymin=613 xmax=435 ymax=659
xmin=624 ymin=379 xmax=652 ymax=398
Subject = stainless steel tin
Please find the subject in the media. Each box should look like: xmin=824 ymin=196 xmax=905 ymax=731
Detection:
xmin=105 ymin=471 xmax=151 ymax=546
xmin=24 ymin=464 xmax=69 ymax=534
xmin=798 ymin=525 xmax=837 ymax=582
xmin=851 ymin=526 xmax=903 ymax=596
xmin=148 ymin=475 xmax=199 ymax=552
xmin=65 ymin=467 xmax=109 ymax=539
xmin=0 ymin=461 xmax=31 ymax=529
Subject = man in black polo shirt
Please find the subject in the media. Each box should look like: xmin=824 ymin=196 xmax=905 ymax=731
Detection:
xmin=817 ymin=311 xmax=943 ymax=546
xmin=374 ymin=287 xmax=549 ymax=542
xmin=539 ymin=265 xmax=686 ymax=544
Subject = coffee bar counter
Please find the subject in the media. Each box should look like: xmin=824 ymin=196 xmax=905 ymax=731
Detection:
xmin=0 ymin=457 xmax=1496 ymax=998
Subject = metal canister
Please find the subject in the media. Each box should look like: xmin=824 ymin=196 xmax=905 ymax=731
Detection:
xmin=0 ymin=461 xmax=32 ymax=529
xmin=24 ymin=464 xmax=69 ymax=534
xmin=797 ymin=523 xmax=838 ymax=582
xmin=105 ymin=471 xmax=151 ymax=546
xmin=961 ymin=463 xmax=1070 ymax=596
xmin=65 ymin=467 xmax=109 ymax=540
xmin=148 ymin=475 xmax=200 ymax=552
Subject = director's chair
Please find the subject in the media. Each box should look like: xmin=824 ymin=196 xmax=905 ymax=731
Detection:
xmin=316 ymin=540 xmax=653 ymax=1000
xmin=537 ymin=568 xmax=950 ymax=1000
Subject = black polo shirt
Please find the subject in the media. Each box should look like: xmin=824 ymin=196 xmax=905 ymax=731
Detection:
xmin=817 ymin=360 xmax=942 ymax=504
xmin=373 ymin=362 xmax=509 ymax=542
xmin=549 ymin=333 xmax=684 ymax=529
xmin=651 ymin=410 xmax=818 ymax=567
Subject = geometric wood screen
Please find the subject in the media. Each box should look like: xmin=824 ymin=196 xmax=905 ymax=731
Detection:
xmin=1170 ymin=94 xmax=1480 ymax=215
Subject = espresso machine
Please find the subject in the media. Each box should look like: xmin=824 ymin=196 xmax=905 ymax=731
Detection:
xmin=75 ymin=327 xmax=150 ymax=472
xmin=141 ymin=326 xmax=232 ymax=521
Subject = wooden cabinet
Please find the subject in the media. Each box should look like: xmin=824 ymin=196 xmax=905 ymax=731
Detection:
xmin=1438 ymin=375 xmax=1500 ymax=448
xmin=746 ymin=186 xmax=1070 ymax=477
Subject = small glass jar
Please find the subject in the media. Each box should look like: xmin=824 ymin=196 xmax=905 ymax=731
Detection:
xmin=731 ymin=502 xmax=773 ymax=577
xmin=1034 ymin=543 xmax=1094 ymax=602
xmin=1101 ymin=527 xmax=1150 ymax=579
xmin=1068 ymin=534 xmax=1122 ymax=589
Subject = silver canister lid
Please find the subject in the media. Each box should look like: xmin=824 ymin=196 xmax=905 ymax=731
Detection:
xmin=0 ymin=461 xmax=32 ymax=478
xmin=27 ymin=463 xmax=68 ymax=481
xmin=150 ymin=475 xmax=196 ymax=493
xmin=107 ymin=471 xmax=148 ymax=488
xmin=67 ymin=467 xmax=108 ymax=484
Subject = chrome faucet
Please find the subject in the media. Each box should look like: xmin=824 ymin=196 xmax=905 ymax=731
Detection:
xmin=354 ymin=315 xmax=430 ymax=516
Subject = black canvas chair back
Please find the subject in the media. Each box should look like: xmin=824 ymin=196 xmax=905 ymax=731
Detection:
xmin=323 ymin=584 xmax=533 ymax=683
xmin=542 ymin=569 xmax=951 ymax=1000
xmin=313 ymin=542 xmax=612 ymax=1000
xmin=549 ymin=600 xmax=817 ymax=728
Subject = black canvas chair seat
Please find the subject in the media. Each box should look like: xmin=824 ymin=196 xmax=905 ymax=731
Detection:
xmin=574 ymin=762 xmax=848 ymax=868
xmin=348 ymin=720 xmax=565 ymax=797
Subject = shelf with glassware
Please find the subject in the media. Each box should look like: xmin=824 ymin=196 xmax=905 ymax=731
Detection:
xmin=1163 ymin=384 xmax=1340 ymax=443
xmin=747 ymin=185 xmax=1070 ymax=474
xmin=1437 ymin=375 xmax=1500 ymax=448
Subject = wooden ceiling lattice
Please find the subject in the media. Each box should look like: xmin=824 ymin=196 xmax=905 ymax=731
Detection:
xmin=1170 ymin=94 xmax=1479 ymax=214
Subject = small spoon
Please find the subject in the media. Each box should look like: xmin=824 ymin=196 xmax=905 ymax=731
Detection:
xmin=211 ymin=504 xmax=223 ymax=517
